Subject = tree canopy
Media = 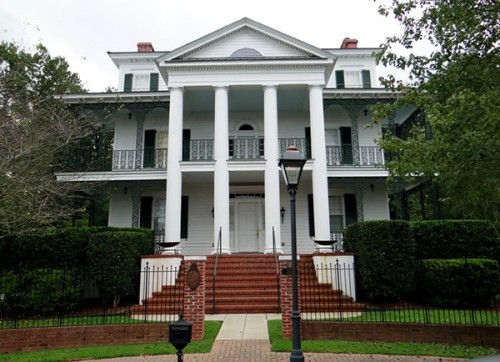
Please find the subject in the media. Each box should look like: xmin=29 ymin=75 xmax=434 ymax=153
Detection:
xmin=373 ymin=0 xmax=500 ymax=222
xmin=0 ymin=42 xmax=95 ymax=236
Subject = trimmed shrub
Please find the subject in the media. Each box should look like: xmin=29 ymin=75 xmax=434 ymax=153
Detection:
xmin=416 ymin=259 xmax=500 ymax=307
xmin=343 ymin=220 xmax=416 ymax=302
xmin=0 ymin=268 xmax=83 ymax=314
xmin=411 ymin=220 xmax=499 ymax=261
xmin=87 ymin=230 xmax=154 ymax=306
xmin=5 ymin=226 xmax=155 ymax=270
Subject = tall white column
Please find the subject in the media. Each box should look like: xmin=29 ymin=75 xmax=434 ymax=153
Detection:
xmin=165 ymin=87 xmax=184 ymax=251
xmin=309 ymin=84 xmax=331 ymax=251
xmin=213 ymin=86 xmax=231 ymax=253
xmin=263 ymin=85 xmax=282 ymax=253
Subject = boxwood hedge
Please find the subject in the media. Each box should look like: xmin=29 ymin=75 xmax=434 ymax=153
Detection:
xmin=411 ymin=220 xmax=499 ymax=261
xmin=343 ymin=220 xmax=416 ymax=302
xmin=416 ymin=258 xmax=500 ymax=307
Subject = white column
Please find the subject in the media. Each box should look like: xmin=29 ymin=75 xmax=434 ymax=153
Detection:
xmin=213 ymin=86 xmax=231 ymax=253
xmin=165 ymin=87 xmax=184 ymax=252
xmin=309 ymin=84 xmax=331 ymax=251
xmin=263 ymin=85 xmax=282 ymax=253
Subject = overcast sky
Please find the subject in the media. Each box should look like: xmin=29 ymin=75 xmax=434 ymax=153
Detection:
xmin=0 ymin=0 xmax=406 ymax=92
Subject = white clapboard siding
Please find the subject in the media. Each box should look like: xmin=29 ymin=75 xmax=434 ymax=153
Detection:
xmin=108 ymin=191 xmax=133 ymax=227
xmin=363 ymin=187 xmax=390 ymax=220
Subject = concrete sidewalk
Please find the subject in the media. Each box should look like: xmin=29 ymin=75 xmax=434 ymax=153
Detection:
xmin=83 ymin=314 xmax=465 ymax=362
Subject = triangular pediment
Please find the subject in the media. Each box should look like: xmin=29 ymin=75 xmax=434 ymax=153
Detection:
xmin=158 ymin=18 xmax=333 ymax=63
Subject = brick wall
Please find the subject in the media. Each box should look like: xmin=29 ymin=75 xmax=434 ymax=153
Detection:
xmin=302 ymin=322 xmax=500 ymax=349
xmin=0 ymin=324 xmax=169 ymax=353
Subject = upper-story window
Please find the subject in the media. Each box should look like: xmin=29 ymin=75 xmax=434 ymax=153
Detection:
xmin=335 ymin=70 xmax=371 ymax=89
xmin=124 ymin=73 xmax=159 ymax=92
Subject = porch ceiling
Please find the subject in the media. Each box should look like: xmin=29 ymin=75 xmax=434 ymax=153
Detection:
xmin=184 ymin=86 xmax=308 ymax=113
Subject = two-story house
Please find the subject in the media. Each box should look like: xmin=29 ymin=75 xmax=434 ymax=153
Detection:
xmin=57 ymin=18 xmax=412 ymax=255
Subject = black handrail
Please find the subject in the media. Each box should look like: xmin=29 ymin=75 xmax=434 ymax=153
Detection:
xmin=212 ymin=227 xmax=222 ymax=314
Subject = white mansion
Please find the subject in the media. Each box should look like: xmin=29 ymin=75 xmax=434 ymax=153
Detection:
xmin=57 ymin=18 xmax=414 ymax=255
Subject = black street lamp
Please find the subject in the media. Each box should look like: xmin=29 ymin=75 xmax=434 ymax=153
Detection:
xmin=279 ymin=146 xmax=306 ymax=362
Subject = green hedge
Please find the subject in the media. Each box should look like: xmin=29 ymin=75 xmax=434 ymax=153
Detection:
xmin=411 ymin=220 xmax=499 ymax=261
xmin=416 ymin=259 xmax=500 ymax=307
xmin=87 ymin=230 xmax=154 ymax=306
xmin=343 ymin=220 xmax=416 ymax=302
xmin=3 ymin=226 xmax=154 ymax=270
xmin=0 ymin=268 xmax=83 ymax=314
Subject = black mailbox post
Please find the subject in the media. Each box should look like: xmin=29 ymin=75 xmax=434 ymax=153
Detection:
xmin=169 ymin=314 xmax=192 ymax=362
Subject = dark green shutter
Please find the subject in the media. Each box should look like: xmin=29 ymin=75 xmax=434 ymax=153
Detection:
xmin=124 ymin=73 xmax=133 ymax=92
xmin=181 ymin=196 xmax=189 ymax=239
xmin=140 ymin=196 xmax=153 ymax=228
xmin=149 ymin=73 xmax=159 ymax=91
xmin=182 ymin=129 xmax=191 ymax=161
xmin=335 ymin=70 xmax=345 ymax=89
xmin=143 ymin=130 xmax=156 ymax=168
xmin=340 ymin=127 xmax=353 ymax=164
xmin=344 ymin=193 xmax=357 ymax=227
xmin=362 ymin=70 xmax=371 ymax=88
xmin=308 ymin=194 xmax=315 ymax=237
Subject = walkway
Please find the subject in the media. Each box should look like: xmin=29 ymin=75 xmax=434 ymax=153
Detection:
xmin=85 ymin=314 xmax=465 ymax=362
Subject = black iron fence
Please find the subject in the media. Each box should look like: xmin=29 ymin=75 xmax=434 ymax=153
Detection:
xmin=299 ymin=261 xmax=500 ymax=326
xmin=0 ymin=264 xmax=183 ymax=329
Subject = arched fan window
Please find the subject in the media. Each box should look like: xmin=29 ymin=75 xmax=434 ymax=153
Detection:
xmin=239 ymin=124 xmax=254 ymax=131
xmin=230 ymin=48 xmax=263 ymax=57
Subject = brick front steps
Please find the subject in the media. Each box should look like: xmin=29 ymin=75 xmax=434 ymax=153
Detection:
xmin=299 ymin=255 xmax=363 ymax=318
xmin=206 ymin=254 xmax=281 ymax=314
xmin=131 ymin=254 xmax=362 ymax=317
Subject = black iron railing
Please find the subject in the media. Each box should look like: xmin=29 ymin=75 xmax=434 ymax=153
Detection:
xmin=0 ymin=265 xmax=183 ymax=329
xmin=326 ymin=146 xmax=384 ymax=166
xmin=299 ymin=261 xmax=500 ymax=325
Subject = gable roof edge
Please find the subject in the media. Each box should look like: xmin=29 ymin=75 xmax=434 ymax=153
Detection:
xmin=157 ymin=17 xmax=335 ymax=63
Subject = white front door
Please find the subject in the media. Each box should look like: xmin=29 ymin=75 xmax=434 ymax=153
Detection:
xmin=234 ymin=199 xmax=264 ymax=252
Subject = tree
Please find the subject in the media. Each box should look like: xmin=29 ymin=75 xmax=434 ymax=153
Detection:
xmin=0 ymin=42 xmax=96 ymax=236
xmin=373 ymin=0 xmax=500 ymax=223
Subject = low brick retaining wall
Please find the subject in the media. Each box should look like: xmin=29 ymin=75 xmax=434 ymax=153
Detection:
xmin=302 ymin=321 xmax=500 ymax=349
xmin=0 ymin=324 xmax=169 ymax=353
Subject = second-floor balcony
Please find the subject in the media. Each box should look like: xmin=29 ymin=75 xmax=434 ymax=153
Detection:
xmin=60 ymin=138 xmax=383 ymax=172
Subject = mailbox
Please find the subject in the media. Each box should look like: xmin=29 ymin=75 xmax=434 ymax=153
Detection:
xmin=169 ymin=314 xmax=193 ymax=353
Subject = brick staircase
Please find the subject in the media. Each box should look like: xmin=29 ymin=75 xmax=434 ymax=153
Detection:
xmin=299 ymin=255 xmax=363 ymax=317
xmin=130 ymin=262 xmax=185 ymax=317
xmin=131 ymin=254 xmax=362 ymax=318
xmin=206 ymin=254 xmax=281 ymax=314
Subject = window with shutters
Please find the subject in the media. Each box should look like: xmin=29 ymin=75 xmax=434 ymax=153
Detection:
xmin=125 ymin=72 xmax=159 ymax=92
xmin=335 ymin=70 xmax=371 ymax=88
xmin=329 ymin=196 xmax=344 ymax=233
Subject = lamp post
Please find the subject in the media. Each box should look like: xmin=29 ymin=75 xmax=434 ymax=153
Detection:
xmin=279 ymin=146 xmax=306 ymax=362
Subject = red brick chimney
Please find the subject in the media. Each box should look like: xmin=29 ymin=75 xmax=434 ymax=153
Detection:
xmin=340 ymin=38 xmax=358 ymax=49
xmin=137 ymin=42 xmax=155 ymax=52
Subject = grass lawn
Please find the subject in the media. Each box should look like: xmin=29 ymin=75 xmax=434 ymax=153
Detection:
xmin=0 ymin=321 xmax=222 ymax=362
xmin=268 ymin=320 xmax=499 ymax=359
xmin=2 ymin=319 xmax=499 ymax=361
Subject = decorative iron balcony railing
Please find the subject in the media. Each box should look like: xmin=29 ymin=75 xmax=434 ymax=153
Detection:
xmin=326 ymin=146 xmax=384 ymax=167
xmin=186 ymin=139 xmax=214 ymax=161
xmin=229 ymin=138 xmax=264 ymax=160
xmin=112 ymin=148 xmax=167 ymax=170
xmin=60 ymin=142 xmax=384 ymax=172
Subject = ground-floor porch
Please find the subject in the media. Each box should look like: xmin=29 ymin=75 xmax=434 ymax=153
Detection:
xmin=105 ymin=174 xmax=389 ymax=255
